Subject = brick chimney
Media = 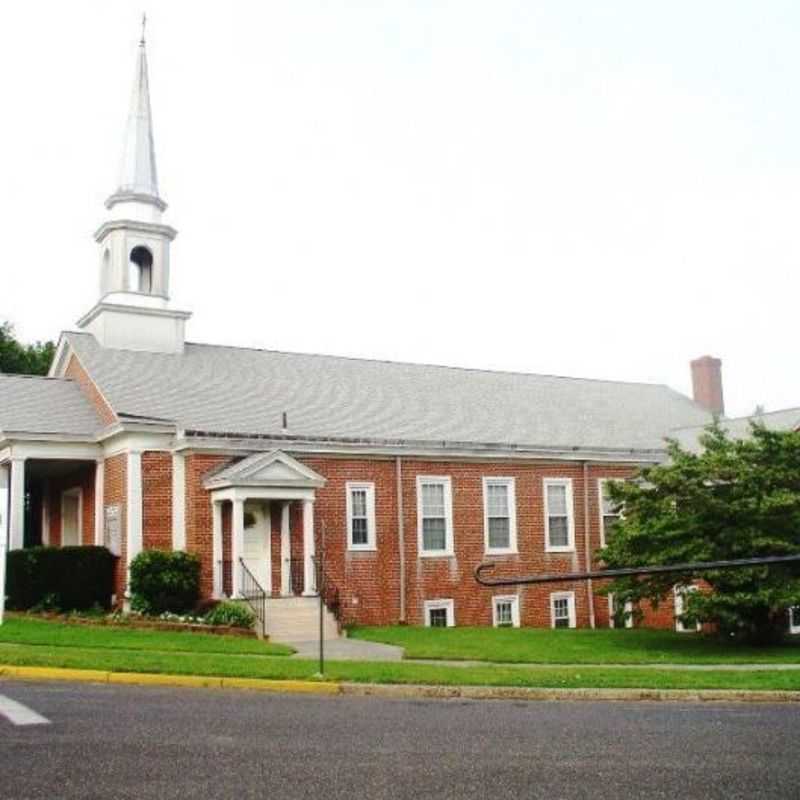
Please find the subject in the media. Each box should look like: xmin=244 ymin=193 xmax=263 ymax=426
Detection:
xmin=690 ymin=355 xmax=724 ymax=416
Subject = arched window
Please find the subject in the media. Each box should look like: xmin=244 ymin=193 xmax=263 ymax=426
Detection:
xmin=129 ymin=246 xmax=153 ymax=293
xmin=100 ymin=248 xmax=111 ymax=295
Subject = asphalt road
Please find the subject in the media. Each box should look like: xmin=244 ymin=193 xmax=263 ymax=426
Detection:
xmin=0 ymin=680 xmax=797 ymax=800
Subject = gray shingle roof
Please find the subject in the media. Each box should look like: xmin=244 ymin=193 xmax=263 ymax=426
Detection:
xmin=65 ymin=332 xmax=711 ymax=452
xmin=671 ymin=407 xmax=800 ymax=453
xmin=0 ymin=374 xmax=103 ymax=438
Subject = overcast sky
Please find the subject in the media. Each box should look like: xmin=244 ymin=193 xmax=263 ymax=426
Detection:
xmin=2 ymin=2 xmax=798 ymax=417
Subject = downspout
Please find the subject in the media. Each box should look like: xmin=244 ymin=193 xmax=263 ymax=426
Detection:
xmin=395 ymin=456 xmax=406 ymax=623
xmin=582 ymin=460 xmax=596 ymax=629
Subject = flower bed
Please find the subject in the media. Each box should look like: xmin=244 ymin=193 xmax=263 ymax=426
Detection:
xmin=11 ymin=611 xmax=257 ymax=639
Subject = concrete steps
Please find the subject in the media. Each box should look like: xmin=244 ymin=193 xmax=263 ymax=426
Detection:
xmin=264 ymin=596 xmax=340 ymax=643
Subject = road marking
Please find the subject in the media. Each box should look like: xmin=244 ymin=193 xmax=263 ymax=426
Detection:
xmin=0 ymin=694 xmax=50 ymax=726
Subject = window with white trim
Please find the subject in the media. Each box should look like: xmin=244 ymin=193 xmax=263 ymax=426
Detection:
xmin=674 ymin=585 xmax=699 ymax=633
xmin=483 ymin=477 xmax=517 ymax=554
xmin=424 ymin=598 xmax=455 ymax=627
xmin=550 ymin=591 xmax=576 ymax=629
xmin=608 ymin=593 xmax=633 ymax=629
xmin=346 ymin=482 xmax=376 ymax=550
xmin=544 ymin=479 xmax=575 ymax=552
xmin=599 ymin=479 xmax=624 ymax=547
xmin=492 ymin=595 xmax=520 ymax=628
xmin=789 ymin=607 xmax=800 ymax=635
xmin=417 ymin=476 xmax=454 ymax=556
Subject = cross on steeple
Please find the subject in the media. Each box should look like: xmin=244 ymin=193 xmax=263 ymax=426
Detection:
xmin=140 ymin=12 xmax=147 ymax=46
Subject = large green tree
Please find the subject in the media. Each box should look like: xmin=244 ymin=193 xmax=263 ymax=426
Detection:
xmin=601 ymin=423 xmax=800 ymax=644
xmin=0 ymin=321 xmax=55 ymax=376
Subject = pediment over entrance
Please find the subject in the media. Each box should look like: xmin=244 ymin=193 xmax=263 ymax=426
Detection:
xmin=203 ymin=450 xmax=326 ymax=491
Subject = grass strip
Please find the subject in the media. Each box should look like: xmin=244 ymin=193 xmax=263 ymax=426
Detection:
xmin=2 ymin=642 xmax=800 ymax=692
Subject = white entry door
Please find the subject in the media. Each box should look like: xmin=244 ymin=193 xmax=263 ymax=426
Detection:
xmin=61 ymin=489 xmax=82 ymax=547
xmin=242 ymin=503 xmax=271 ymax=592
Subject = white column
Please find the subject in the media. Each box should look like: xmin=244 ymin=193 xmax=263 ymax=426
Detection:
xmin=280 ymin=501 xmax=291 ymax=596
xmin=94 ymin=460 xmax=105 ymax=546
xmin=231 ymin=498 xmax=245 ymax=598
xmin=0 ymin=463 xmax=9 ymax=624
xmin=9 ymin=458 xmax=25 ymax=551
xmin=302 ymin=498 xmax=316 ymax=596
xmin=171 ymin=453 xmax=186 ymax=550
xmin=126 ymin=451 xmax=143 ymax=594
xmin=211 ymin=499 xmax=223 ymax=599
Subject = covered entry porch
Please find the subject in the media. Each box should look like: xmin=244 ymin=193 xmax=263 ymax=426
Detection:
xmin=0 ymin=445 xmax=103 ymax=551
xmin=205 ymin=451 xmax=327 ymax=601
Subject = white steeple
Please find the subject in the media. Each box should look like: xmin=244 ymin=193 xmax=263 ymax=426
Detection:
xmin=107 ymin=19 xmax=163 ymax=211
xmin=77 ymin=21 xmax=191 ymax=354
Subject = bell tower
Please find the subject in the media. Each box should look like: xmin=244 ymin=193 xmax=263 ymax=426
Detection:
xmin=78 ymin=21 xmax=191 ymax=353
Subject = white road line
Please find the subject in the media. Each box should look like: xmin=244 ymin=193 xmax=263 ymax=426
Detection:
xmin=0 ymin=694 xmax=50 ymax=726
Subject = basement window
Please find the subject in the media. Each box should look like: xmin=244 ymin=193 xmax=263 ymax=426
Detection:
xmin=424 ymin=599 xmax=455 ymax=628
xmin=790 ymin=607 xmax=800 ymax=635
xmin=492 ymin=595 xmax=520 ymax=628
xmin=550 ymin=592 xmax=576 ymax=629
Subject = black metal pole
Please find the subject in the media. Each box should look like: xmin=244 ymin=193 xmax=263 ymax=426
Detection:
xmin=318 ymin=552 xmax=324 ymax=675
xmin=474 ymin=553 xmax=800 ymax=588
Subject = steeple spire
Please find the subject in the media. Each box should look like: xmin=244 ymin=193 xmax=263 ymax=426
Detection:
xmin=107 ymin=19 xmax=164 ymax=211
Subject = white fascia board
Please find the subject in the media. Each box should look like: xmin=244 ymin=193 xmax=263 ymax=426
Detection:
xmin=5 ymin=441 xmax=101 ymax=461
xmin=209 ymin=486 xmax=317 ymax=503
xmin=48 ymin=334 xmax=74 ymax=378
xmin=175 ymin=436 xmax=665 ymax=465
xmin=102 ymin=430 xmax=175 ymax=457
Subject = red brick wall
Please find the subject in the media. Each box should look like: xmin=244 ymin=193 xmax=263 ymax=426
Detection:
xmin=64 ymin=354 xmax=117 ymax=426
xmin=142 ymin=452 xmax=172 ymax=550
xmin=179 ymin=450 xmax=692 ymax=629
xmin=185 ymin=454 xmax=229 ymax=598
xmin=180 ymin=455 xmax=672 ymax=627
xmin=103 ymin=454 xmax=127 ymax=602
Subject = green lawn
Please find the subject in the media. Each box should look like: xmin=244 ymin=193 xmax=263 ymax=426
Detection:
xmin=2 ymin=641 xmax=800 ymax=692
xmin=0 ymin=617 xmax=294 ymax=657
xmin=348 ymin=625 xmax=800 ymax=665
xmin=1 ymin=617 xmax=799 ymax=692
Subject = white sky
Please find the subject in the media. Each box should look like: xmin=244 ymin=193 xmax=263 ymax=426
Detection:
xmin=2 ymin=1 xmax=798 ymax=418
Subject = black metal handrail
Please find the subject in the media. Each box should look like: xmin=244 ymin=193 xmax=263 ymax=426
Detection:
xmin=239 ymin=558 xmax=267 ymax=637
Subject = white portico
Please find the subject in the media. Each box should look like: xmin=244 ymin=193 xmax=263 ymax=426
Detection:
xmin=204 ymin=450 xmax=326 ymax=600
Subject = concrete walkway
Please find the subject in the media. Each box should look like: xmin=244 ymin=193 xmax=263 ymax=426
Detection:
xmin=286 ymin=638 xmax=405 ymax=661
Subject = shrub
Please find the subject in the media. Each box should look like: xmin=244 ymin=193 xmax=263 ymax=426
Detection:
xmin=129 ymin=550 xmax=201 ymax=615
xmin=5 ymin=546 xmax=115 ymax=612
xmin=204 ymin=601 xmax=255 ymax=629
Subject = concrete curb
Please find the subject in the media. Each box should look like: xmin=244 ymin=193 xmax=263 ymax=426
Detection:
xmin=340 ymin=682 xmax=800 ymax=703
xmin=1 ymin=665 xmax=798 ymax=703
xmin=0 ymin=665 xmax=339 ymax=696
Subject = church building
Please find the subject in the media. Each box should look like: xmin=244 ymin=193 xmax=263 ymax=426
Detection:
xmin=2 ymin=34 xmax=797 ymax=637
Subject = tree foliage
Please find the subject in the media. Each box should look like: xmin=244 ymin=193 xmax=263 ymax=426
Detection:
xmin=0 ymin=321 xmax=56 ymax=375
xmin=601 ymin=423 xmax=800 ymax=644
